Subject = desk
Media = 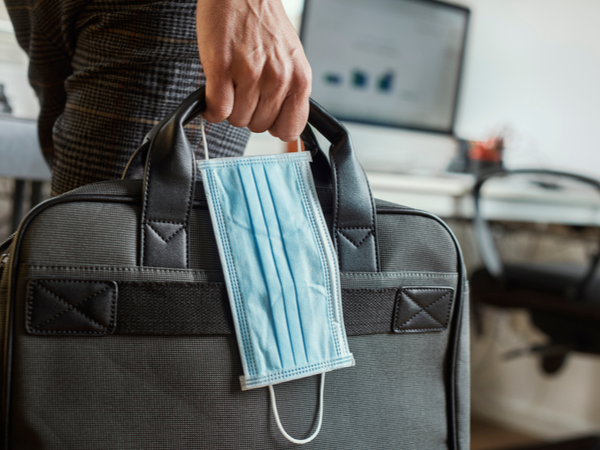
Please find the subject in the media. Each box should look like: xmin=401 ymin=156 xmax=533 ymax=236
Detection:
xmin=367 ymin=171 xmax=472 ymax=218
xmin=367 ymin=171 xmax=600 ymax=226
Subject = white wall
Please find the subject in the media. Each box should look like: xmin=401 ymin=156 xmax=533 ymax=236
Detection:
xmin=456 ymin=0 xmax=600 ymax=177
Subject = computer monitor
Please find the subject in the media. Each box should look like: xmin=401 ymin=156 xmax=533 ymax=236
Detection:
xmin=300 ymin=0 xmax=470 ymax=134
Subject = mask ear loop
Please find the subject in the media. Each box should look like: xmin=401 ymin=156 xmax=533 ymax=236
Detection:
xmin=268 ymin=373 xmax=325 ymax=445
xmin=200 ymin=115 xmax=209 ymax=160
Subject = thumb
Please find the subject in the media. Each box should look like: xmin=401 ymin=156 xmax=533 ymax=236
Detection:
xmin=203 ymin=75 xmax=235 ymax=124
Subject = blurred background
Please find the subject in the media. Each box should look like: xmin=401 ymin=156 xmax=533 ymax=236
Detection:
xmin=2 ymin=1 xmax=600 ymax=448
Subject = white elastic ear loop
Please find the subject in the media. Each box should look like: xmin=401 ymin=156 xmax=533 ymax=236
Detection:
xmin=297 ymin=137 xmax=302 ymax=153
xmin=268 ymin=373 xmax=325 ymax=445
xmin=200 ymin=115 xmax=209 ymax=160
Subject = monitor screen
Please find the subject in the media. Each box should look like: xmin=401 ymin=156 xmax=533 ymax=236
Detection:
xmin=300 ymin=0 xmax=469 ymax=134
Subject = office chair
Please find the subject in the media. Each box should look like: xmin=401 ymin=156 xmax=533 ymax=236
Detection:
xmin=469 ymin=169 xmax=600 ymax=450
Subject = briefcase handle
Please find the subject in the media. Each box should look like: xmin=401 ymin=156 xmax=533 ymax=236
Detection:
xmin=139 ymin=86 xmax=379 ymax=272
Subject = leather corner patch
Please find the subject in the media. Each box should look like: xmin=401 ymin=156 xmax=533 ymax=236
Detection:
xmin=393 ymin=287 xmax=454 ymax=333
xmin=27 ymin=280 xmax=117 ymax=336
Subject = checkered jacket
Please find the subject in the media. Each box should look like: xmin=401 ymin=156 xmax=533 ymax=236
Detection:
xmin=5 ymin=0 xmax=250 ymax=196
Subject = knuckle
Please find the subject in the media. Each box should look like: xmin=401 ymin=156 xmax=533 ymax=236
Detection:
xmin=290 ymin=60 xmax=312 ymax=93
xmin=267 ymin=59 xmax=289 ymax=79
xmin=244 ymin=65 xmax=262 ymax=84
xmin=293 ymin=71 xmax=312 ymax=95
xmin=271 ymin=81 xmax=289 ymax=99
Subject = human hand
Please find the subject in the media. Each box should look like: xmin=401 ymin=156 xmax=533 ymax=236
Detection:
xmin=196 ymin=0 xmax=312 ymax=142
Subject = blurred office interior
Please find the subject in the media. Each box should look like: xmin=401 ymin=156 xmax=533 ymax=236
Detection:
xmin=1 ymin=1 xmax=600 ymax=449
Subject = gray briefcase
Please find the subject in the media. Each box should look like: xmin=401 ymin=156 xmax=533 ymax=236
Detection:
xmin=0 ymin=87 xmax=469 ymax=449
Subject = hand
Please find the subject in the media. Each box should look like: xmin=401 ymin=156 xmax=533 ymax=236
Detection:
xmin=196 ymin=0 xmax=312 ymax=142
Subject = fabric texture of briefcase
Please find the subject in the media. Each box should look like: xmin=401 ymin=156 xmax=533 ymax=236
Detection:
xmin=0 ymin=87 xmax=469 ymax=449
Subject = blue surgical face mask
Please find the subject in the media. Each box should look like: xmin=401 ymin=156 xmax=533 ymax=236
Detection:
xmin=198 ymin=123 xmax=354 ymax=444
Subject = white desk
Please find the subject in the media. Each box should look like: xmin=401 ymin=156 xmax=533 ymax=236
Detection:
xmin=368 ymin=171 xmax=472 ymax=218
xmin=367 ymin=171 xmax=600 ymax=226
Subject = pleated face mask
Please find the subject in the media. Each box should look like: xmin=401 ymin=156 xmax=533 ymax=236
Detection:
xmin=198 ymin=125 xmax=354 ymax=444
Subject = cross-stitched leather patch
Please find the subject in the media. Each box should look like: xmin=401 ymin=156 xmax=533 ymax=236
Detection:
xmin=393 ymin=287 xmax=454 ymax=333
xmin=27 ymin=279 xmax=117 ymax=336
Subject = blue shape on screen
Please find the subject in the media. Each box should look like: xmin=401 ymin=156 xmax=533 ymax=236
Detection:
xmin=378 ymin=72 xmax=394 ymax=92
xmin=324 ymin=73 xmax=343 ymax=85
xmin=352 ymin=70 xmax=368 ymax=89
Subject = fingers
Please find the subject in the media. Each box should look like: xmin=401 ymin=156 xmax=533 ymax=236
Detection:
xmin=206 ymin=60 xmax=311 ymax=141
xmin=268 ymin=71 xmax=312 ymax=142
xmin=227 ymin=63 xmax=262 ymax=128
xmin=236 ymin=56 xmax=312 ymax=140
xmin=244 ymin=59 xmax=291 ymax=133
xmin=196 ymin=0 xmax=312 ymax=141
xmin=269 ymin=95 xmax=310 ymax=142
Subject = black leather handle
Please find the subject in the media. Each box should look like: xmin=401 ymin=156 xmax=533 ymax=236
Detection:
xmin=140 ymin=87 xmax=379 ymax=272
xmin=139 ymin=88 xmax=202 ymax=269
xmin=306 ymin=99 xmax=379 ymax=272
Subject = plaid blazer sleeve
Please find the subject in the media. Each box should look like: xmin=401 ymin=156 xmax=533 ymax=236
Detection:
xmin=5 ymin=0 xmax=250 ymax=196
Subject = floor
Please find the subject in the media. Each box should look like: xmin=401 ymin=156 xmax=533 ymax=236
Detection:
xmin=471 ymin=418 xmax=543 ymax=450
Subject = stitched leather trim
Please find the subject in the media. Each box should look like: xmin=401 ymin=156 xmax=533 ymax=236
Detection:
xmin=393 ymin=287 xmax=455 ymax=333
xmin=336 ymin=227 xmax=374 ymax=248
xmin=145 ymin=221 xmax=185 ymax=243
xmin=26 ymin=280 xmax=117 ymax=336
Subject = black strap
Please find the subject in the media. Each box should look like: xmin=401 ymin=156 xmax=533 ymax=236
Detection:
xmin=139 ymin=87 xmax=379 ymax=272
xmin=25 ymin=280 xmax=455 ymax=337
xmin=26 ymin=281 xmax=445 ymax=337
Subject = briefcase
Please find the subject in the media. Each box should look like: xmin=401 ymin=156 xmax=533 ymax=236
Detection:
xmin=0 ymin=87 xmax=469 ymax=449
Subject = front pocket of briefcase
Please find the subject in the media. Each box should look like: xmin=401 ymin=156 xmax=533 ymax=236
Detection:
xmin=12 ymin=270 xmax=459 ymax=450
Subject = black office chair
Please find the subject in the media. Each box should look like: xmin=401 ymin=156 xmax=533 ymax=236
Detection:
xmin=470 ymin=169 xmax=600 ymax=449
